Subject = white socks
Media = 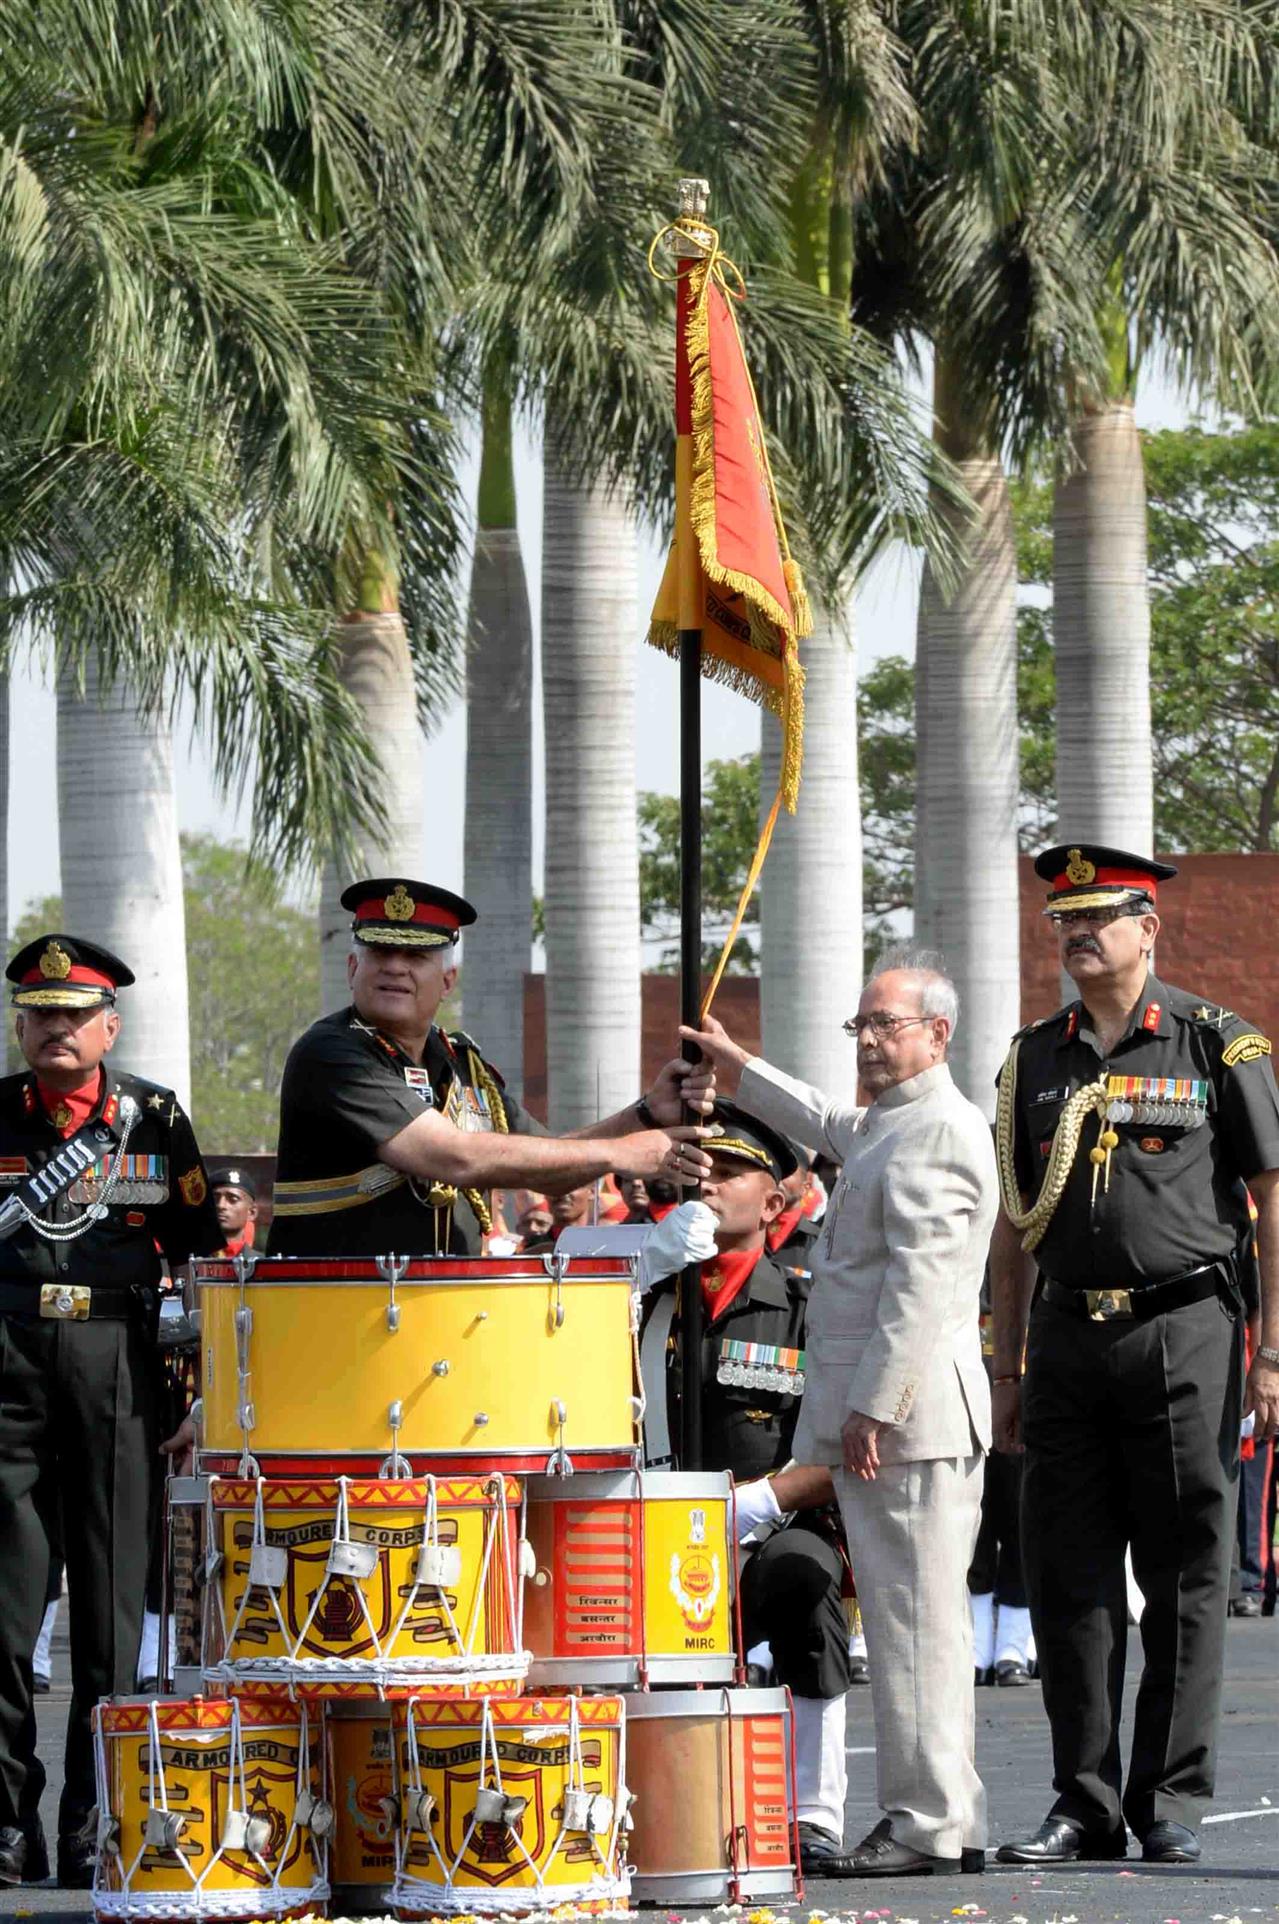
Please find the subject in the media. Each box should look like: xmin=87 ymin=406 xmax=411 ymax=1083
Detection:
xmin=970 ymin=1590 xmax=995 ymax=1671
xmin=33 ymin=1598 xmax=58 ymax=1683
xmin=793 ymin=1693 xmax=848 ymax=1839
xmin=994 ymin=1602 xmax=1033 ymax=1666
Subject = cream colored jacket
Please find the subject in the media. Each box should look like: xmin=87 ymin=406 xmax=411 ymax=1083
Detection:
xmin=738 ymin=1057 xmax=996 ymax=1466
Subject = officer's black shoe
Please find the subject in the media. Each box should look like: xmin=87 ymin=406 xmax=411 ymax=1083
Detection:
xmin=797 ymin=1821 xmax=857 ymax=1877
xmin=849 ymin=1657 xmax=870 ymax=1685
xmin=32 ymin=1674 xmax=51 ymax=1694
xmin=995 ymin=1658 xmax=1032 ymax=1686
xmin=1141 ymin=1821 xmax=1201 ymax=1864
xmin=995 ymin=1816 xmax=1127 ymax=1864
xmin=0 ymin=1818 xmax=49 ymax=1886
xmin=57 ymin=1830 xmax=97 ymax=1889
xmin=961 ymin=1847 xmax=986 ymax=1873
xmin=1229 ymin=1593 xmax=1263 ymax=1618
xmin=974 ymin=1664 xmax=993 ymax=1686
xmin=845 ymin=1817 xmax=961 ymax=1876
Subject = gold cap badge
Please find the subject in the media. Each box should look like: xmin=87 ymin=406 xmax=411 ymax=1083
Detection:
xmin=383 ymin=884 xmax=416 ymax=923
xmin=1065 ymin=848 xmax=1096 ymax=886
xmin=39 ymin=941 xmax=72 ymax=981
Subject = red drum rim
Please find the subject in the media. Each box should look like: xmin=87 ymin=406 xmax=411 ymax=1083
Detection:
xmin=204 ymin=1472 xmax=523 ymax=1509
xmin=192 ymin=1256 xmax=635 ymax=1282
xmin=195 ymin=1450 xmax=641 ymax=1478
xmin=395 ymin=1695 xmax=624 ymax=1729
xmin=92 ymin=1696 xmax=305 ymax=1732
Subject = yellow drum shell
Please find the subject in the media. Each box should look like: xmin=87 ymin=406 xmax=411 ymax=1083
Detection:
xmin=197 ymin=1257 xmax=637 ymax=1466
xmin=91 ymin=1696 xmax=327 ymax=1920
xmin=194 ymin=1474 xmax=525 ymax=1701
xmin=624 ymin=1687 xmax=797 ymax=1904
xmin=523 ymin=1470 xmax=737 ymax=1685
xmin=391 ymin=1694 xmax=629 ymax=1917
xmin=326 ymin=1707 xmax=397 ymax=1894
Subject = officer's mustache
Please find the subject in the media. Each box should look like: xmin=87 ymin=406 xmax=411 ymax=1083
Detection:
xmin=1066 ymin=935 xmax=1102 ymax=956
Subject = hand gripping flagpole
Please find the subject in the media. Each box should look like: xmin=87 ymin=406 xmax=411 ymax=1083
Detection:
xmin=673 ymin=178 xmax=712 ymax=1473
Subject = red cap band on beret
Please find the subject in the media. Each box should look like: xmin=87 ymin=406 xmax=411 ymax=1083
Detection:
xmin=353 ymin=898 xmax=460 ymax=936
xmin=20 ymin=962 xmax=115 ymax=990
xmin=1051 ymin=864 xmax=1157 ymax=899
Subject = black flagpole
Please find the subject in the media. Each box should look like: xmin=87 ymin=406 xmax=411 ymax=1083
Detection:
xmin=674 ymin=177 xmax=710 ymax=1472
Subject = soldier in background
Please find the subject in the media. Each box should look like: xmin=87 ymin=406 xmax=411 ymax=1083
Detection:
xmin=0 ymin=935 xmax=218 ymax=1888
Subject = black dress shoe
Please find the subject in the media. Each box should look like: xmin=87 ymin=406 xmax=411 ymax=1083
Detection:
xmin=995 ymin=1658 xmax=1032 ymax=1686
xmin=996 ymin=1815 xmax=1127 ymax=1863
xmin=974 ymin=1664 xmax=993 ymax=1686
xmin=57 ymin=1830 xmax=97 ymax=1889
xmin=1229 ymin=1593 xmax=1263 ymax=1618
xmin=845 ymin=1817 xmax=961 ymax=1876
xmin=797 ymin=1820 xmax=857 ymax=1877
xmin=849 ymin=1657 xmax=870 ymax=1685
xmin=31 ymin=1674 xmax=51 ymax=1694
xmin=1141 ymin=1820 xmax=1200 ymax=1863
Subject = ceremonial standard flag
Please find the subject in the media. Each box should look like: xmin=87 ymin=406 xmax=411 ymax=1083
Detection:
xmin=648 ymin=233 xmax=810 ymax=813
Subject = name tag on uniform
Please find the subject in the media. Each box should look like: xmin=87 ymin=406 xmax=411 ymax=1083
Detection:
xmin=404 ymin=1066 xmax=434 ymax=1103
xmin=1031 ymin=1086 xmax=1069 ymax=1106
xmin=716 ymin=1339 xmax=805 ymax=1396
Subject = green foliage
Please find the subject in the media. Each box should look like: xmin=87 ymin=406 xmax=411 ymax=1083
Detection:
xmin=1015 ymin=421 xmax=1279 ymax=852
xmin=639 ymin=755 xmax=761 ymax=973
xmin=10 ymin=837 xmax=318 ymax=1149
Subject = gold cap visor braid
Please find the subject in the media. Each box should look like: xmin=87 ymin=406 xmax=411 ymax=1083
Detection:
xmin=1041 ymin=887 xmax=1153 ymax=917
xmin=353 ymin=926 xmax=456 ymax=949
xmin=11 ymin=985 xmax=115 ymax=1008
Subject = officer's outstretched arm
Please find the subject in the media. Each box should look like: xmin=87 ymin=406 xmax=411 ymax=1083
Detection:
xmin=990 ymin=1206 xmax=1035 ymax=1455
xmin=378 ymin=1105 xmax=712 ymax=1191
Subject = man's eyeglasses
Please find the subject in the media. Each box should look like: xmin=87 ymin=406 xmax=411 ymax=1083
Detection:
xmin=1047 ymin=903 xmax=1145 ymax=932
xmin=842 ymin=1012 xmax=934 ymax=1041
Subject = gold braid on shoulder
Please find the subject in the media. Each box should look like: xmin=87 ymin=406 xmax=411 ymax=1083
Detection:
xmin=995 ymin=1037 xmax=1109 ymax=1252
xmin=460 ymin=1049 xmax=509 ymax=1235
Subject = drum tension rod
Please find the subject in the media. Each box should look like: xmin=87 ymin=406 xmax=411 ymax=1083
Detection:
xmin=378 ymin=1250 xmax=408 ymax=1331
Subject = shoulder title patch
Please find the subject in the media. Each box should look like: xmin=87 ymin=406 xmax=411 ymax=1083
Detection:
xmin=1222 ymin=1033 xmax=1272 ymax=1068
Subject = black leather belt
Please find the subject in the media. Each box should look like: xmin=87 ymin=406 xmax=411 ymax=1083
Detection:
xmin=1040 ymin=1263 xmax=1228 ymax=1324
xmin=0 ymin=1281 xmax=146 ymax=1320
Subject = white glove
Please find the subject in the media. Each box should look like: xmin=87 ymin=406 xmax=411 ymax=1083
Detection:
xmin=733 ymin=1476 xmax=783 ymax=1544
xmin=635 ymin=1200 xmax=719 ymax=1292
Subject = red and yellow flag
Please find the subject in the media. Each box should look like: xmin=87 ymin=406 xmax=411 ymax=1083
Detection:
xmin=648 ymin=223 xmax=810 ymax=813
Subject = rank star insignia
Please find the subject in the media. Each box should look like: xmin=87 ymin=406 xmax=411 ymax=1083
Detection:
xmin=146 ymin=1092 xmax=164 ymax=1110
xmin=38 ymin=940 xmax=72 ymax=981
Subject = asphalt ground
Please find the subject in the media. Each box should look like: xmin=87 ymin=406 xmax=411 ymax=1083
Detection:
xmin=4 ymin=1613 xmax=1276 ymax=1924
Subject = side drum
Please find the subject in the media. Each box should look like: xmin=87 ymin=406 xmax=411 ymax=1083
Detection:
xmin=390 ymin=1694 xmax=629 ymax=1917
xmin=326 ymin=1707 xmax=397 ymax=1911
xmin=624 ymin=1687 xmax=798 ymax=1905
xmin=523 ymin=1469 xmax=737 ymax=1685
xmin=91 ymin=1696 xmax=330 ymax=1921
xmin=186 ymin=1472 xmax=526 ymax=1700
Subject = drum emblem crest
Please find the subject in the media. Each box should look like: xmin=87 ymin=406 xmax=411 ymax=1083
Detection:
xmin=669 ymin=1545 xmax=721 ymax=1630
xmin=446 ymin=1766 xmax=547 ymax=1884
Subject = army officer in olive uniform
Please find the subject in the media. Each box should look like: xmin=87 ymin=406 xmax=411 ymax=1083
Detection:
xmin=272 ymin=879 xmax=712 ymax=1253
xmin=991 ymin=846 xmax=1279 ymax=1869
xmin=0 ymin=936 xmax=219 ymax=1889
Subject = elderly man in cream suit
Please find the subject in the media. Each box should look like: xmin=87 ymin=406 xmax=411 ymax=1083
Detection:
xmin=687 ymin=947 xmax=997 ymax=1876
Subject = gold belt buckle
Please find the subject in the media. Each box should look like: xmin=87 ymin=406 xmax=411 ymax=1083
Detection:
xmin=1085 ymin=1287 xmax=1132 ymax=1322
xmin=39 ymin=1284 xmax=91 ymax=1321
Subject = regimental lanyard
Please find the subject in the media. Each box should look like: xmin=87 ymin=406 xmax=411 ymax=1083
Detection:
xmin=1105 ymin=1076 xmax=1209 ymax=1129
xmin=717 ymin=1338 xmax=805 ymax=1396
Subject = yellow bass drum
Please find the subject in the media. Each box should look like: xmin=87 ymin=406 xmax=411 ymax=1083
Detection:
xmin=196 ymin=1255 xmax=639 ymax=1474
xmin=91 ymin=1695 xmax=330 ymax=1921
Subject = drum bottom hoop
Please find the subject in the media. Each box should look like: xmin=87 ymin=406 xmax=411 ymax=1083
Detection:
xmin=391 ymin=1870 xmax=630 ymax=1917
xmin=526 ymin=1656 xmax=736 ymax=1688
xmin=209 ymin=1655 xmax=530 ymax=1689
xmin=93 ymin=1879 xmax=329 ymax=1921
xmin=627 ymin=1867 xmax=795 ymax=1903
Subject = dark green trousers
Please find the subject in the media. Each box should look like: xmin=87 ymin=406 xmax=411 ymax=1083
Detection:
xmin=0 ymin=1313 xmax=155 ymax=1833
xmin=1021 ymin=1289 xmax=1242 ymax=1837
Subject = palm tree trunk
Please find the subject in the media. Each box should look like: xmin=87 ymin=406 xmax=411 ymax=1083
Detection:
xmin=914 ymin=354 xmax=1020 ymax=1118
xmin=318 ymin=586 xmax=423 ymax=1013
xmin=540 ymin=431 xmax=641 ymax=1129
xmin=0 ymin=670 xmax=9 ymax=1074
xmin=57 ymin=658 xmax=192 ymax=1108
xmin=1052 ymin=400 xmax=1153 ymax=853
xmin=759 ymin=595 xmax=862 ymax=1088
xmin=462 ymin=377 xmax=532 ymax=1095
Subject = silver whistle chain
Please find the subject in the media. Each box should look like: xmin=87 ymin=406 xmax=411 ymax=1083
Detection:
xmin=22 ymin=1096 xmax=140 ymax=1242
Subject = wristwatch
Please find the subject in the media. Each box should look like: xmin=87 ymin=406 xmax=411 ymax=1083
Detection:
xmin=634 ymin=1095 xmax=658 ymax=1129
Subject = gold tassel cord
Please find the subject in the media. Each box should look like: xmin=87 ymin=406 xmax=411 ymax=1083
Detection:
xmin=995 ymin=1039 xmax=1110 ymax=1253
xmin=462 ymin=1049 xmax=509 ymax=1236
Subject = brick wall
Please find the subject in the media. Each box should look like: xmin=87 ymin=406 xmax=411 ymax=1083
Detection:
xmin=521 ymin=853 xmax=1279 ymax=1120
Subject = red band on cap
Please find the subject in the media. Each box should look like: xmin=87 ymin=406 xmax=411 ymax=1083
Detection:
xmin=353 ymin=899 xmax=460 ymax=935
xmin=1051 ymin=864 xmax=1157 ymax=899
xmin=20 ymin=963 xmax=114 ymax=990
